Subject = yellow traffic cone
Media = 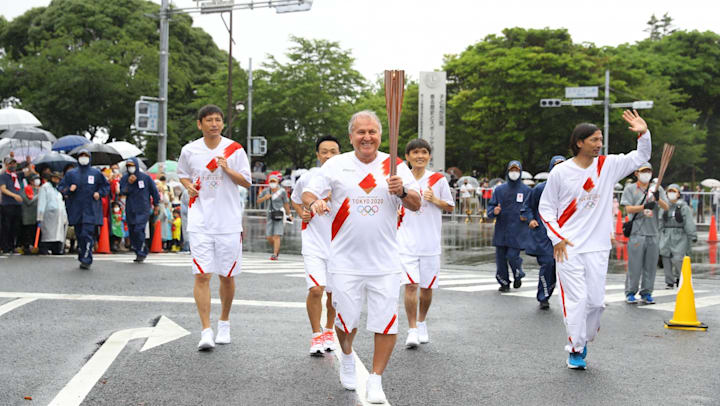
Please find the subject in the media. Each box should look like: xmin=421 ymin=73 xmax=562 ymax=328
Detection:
xmin=664 ymin=256 xmax=708 ymax=331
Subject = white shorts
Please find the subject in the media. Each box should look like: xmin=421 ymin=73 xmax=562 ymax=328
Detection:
xmin=304 ymin=255 xmax=332 ymax=293
xmin=400 ymin=254 xmax=440 ymax=289
xmin=331 ymin=273 xmax=401 ymax=335
xmin=190 ymin=232 xmax=242 ymax=277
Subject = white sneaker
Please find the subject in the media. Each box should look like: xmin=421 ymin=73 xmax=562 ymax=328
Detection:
xmin=215 ymin=321 xmax=231 ymax=344
xmin=366 ymin=373 xmax=387 ymax=404
xmin=417 ymin=321 xmax=430 ymax=344
xmin=309 ymin=333 xmax=325 ymax=356
xmin=339 ymin=352 xmax=356 ymax=390
xmin=405 ymin=328 xmax=419 ymax=348
xmin=197 ymin=328 xmax=215 ymax=351
xmin=322 ymin=329 xmax=336 ymax=351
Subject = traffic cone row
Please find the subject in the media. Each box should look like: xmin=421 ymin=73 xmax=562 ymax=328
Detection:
xmin=665 ymin=256 xmax=708 ymax=331
xmin=150 ymin=219 xmax=163 ymax=253
xmin=95 ymin=217 xmax=111 ymax=254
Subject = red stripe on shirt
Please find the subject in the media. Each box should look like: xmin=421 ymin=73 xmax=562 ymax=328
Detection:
xmin=227 ymin=261 xmax=237 ymax=277
xmin=383 ymin=314 xmax=397 ymax=334
xmin=558 ymin=198 xmax=577 ymax=228
xmin=596 ymin=155 xmax=606 ymax=177
xmin=193 ymin=258 xmax=205 ymax=274
xmin=397 ymin=206 xmax=405 ymax=229
xmin=427 ymin=172 xmax=444 ymax=188
xmin=382 ymin=156 xmax=404 ymax=176
xmin=582 ymin=177 xmax=595 ymax=192
xmin=223 ymin=141 xmax=243 ymax=158
xmin=331 ymin=198 xmax=350 ymax=241
xmin=337 ymin=313 xmax=349 ymax=333
xmin=301 ymin=212 xmax=314 ymax=231
xmin=539 ymin=213 xmax=566 ymax=241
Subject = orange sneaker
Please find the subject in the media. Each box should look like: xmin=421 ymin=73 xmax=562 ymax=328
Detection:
xmin=309 ymin=333 xmax=325 ymax=356
xmin=322 ymin=329 xmax=336 ymax=351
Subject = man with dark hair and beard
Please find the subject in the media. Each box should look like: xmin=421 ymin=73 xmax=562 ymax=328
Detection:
xmin=539 ymin=110 xmax=651 ymax=370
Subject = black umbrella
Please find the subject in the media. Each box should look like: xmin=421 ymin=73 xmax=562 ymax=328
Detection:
xmin=69 ymin=143 xmax=123 ymax=166
xmin=33 ymin=151 xmax=78 ymax=173
xmin=0 ymin=126 xmax=57 ymax=142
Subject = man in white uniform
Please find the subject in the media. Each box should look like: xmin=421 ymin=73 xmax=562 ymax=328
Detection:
xmin=177 ymin=104 xmax=252 ymax=350
xmin=539 ymin=110 xmax=650 ymax=369
xmin=302 ymin=110 xmax=420 ymax=404
xmin=290 ymin=135 xmax=341 ymax=355
xmin=397 ymin=139 xmax=454 ymax=348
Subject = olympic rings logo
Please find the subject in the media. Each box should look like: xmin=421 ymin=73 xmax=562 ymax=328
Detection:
xmin=357 ymin=205 xmax=380 ymax=216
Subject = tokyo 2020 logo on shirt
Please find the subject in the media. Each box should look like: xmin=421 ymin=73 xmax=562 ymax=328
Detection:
xmin=352 ymin=196 xmax=384 ymax=217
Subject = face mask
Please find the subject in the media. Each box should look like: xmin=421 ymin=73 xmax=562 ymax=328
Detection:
xmin=112 ymin=169 xmax=119 ymax=174
xmin=113 ymin=207 xmax=120 ymax=213
xmin=638 ymin=173 xmax=652 ymax=183
xmin=269 ymin=182 xmax=278 ymax=189
xmin=668 ymin=192 xmax=679 ymax=201
xmin=33 ymin=179 xmax=41 ymax=186
xmin=78 ymin=156 xmax=90 ymax=166
xmin=128 ymin=166 xmax=136 ymax=174
xmin=508 ymin=171 xmax=520 ymax=181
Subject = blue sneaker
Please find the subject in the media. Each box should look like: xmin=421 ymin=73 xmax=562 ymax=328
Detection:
xmin=567 ymin=352 xmax=587 ymax=369
xmin=581 ymin=345 xmax=587 ymax=360
xmin=626 ymin=294 xmax=637 ymax=304
xmin=641 ymin=294 xmax=655 ymax=304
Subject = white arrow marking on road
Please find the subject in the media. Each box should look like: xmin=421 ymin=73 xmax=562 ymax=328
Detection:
xmin=48 ymin=316 xmax=189 ymax=406
xmin=0 ymin=298 xmax=36 ymax=317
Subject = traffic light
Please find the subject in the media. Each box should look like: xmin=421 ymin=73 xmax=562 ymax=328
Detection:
xmin=135 ymin=101 xmax=159 ymax=132
xmin=540 ymin=99 xmax=562 ymax=108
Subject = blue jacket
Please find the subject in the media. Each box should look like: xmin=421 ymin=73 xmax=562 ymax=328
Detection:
xmin=487 ymin=160 xmax=531 ymax=249
xmin=119 ymin=157 xmax=160 ymax=225
xmin=59 ymin=152 xmax=110 ymax=226
xmin=523 ymin=155 xmax=566 ymax=256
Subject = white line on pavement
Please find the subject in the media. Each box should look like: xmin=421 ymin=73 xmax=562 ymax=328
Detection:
xmin=0 ymin=297 xmax=36 ymax=317
xmin=0 ymin=292 xmax=304 ymax=308
xmin=641 ymin=294 xmax=720 ymax=312
xmin=503 ymin=284 xmax=627 ymax=298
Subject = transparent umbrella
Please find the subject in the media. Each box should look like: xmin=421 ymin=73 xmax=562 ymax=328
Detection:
xmin=107 ymin=141 xmax=143 ymax=159
xmin=457 ymin=176 xmax=479 ymax=188
xmin=521 ymin=170 xmax=533 ymax=180
xmin=0 ymin=107 xmax=42 ymax=130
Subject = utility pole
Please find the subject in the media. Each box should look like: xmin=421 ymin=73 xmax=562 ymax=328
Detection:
xmin=225 ymin=11 xmax=233 ymax=137
xmin=246 ymin=57 xmax=253 ymax=163
xmin=157 ymin=0 xmax=169 ymax=169
xmin=603 ymin=69 xmax=610 ymax=156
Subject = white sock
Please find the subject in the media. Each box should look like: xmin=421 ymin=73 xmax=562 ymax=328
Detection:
xmin=312 ymin=331 xmax=322 ymax=338
xmin=202 ymin=328 xmax=213 ymax=335
xmin=341 ymin=351 xmax=354 ymax=363
xmin=368 ymin=373 xmax=382 ymax=385
xmin=408 ymin=327 xmax=418 ymax=332
xmin=218 ymin=320 xmax=229 ymax=327
xmin=418 ymin=321 xmax=426 ymax=327
xmin=323 ymin=327 xmax=334 ymax=333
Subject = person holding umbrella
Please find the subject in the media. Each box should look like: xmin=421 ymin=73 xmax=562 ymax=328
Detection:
xmin=120 ymin=157 xmax=160 ymax=263
xmin=58 ymin=148 xmax=109 ymax=269
xmin=36 ymin=171 xmax=68 ymax=255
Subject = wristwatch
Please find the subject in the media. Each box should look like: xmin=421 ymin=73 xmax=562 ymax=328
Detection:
xmin=399 ymin=186 xmax=408 ymax=199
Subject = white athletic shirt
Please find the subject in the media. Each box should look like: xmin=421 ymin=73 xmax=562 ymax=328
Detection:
xmin=304 ymin=151 xmax=419 ymax=276
xmin=291 ymin=167 xmax=331 ymax=259
xmin=397 ymin=170 xmax=454 ymax=256
xmin=538 ymin=131 xmax=651 ymax=254
xmin=177 ymin=136 xmax=251 ymax=234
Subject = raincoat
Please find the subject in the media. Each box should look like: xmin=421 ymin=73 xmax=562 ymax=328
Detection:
xmin=36 ymin=182 xmax=68 ymax=243
xmin=119 ymin=157 xmax=160 ymax=226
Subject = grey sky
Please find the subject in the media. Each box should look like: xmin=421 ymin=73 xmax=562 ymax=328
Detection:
xmin=2 ymin=0 xmax=718 ymax=81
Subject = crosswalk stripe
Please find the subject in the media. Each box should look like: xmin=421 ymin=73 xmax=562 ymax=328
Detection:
xmin=641 ymin=294 xmax=720 ymax=312
xmin=503 ymin=284 xmax=627 ymax=298
xmin=440 ymin=278 xmax=499 ymax=286
xmin=603 ymin=289 xmax=700 ymax=304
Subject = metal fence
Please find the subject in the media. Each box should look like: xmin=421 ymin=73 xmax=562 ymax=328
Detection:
xmin=243 ymin=184 xmax=720 ymax=227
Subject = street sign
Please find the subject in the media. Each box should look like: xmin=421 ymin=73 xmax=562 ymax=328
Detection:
xmin=200 ymin=0 xmax=234 ymax=13
xmin=135 ymin=100 xmax=159 ymax=132
xmin=571 ymin=99 xmax=594 ymax=106
xmin=250 ymin=136 xmax=267 ymax=156
xmin=632 ymin=100 xmax=654 ymax=109
xmin=565 ymin=86 xmax=599 ymax=98
xmin=540 ymin=99 xmax=562 ymax=107
xmin=275 ymin=0 xmax=313 ymax=13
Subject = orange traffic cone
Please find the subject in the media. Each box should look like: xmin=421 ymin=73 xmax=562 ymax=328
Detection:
xmin=150 ymin=219 xmax=163 ymax=253
xmin=96 ymin=217 xmax=111 ymax=254
xmin=708 ymin=215 xmax=717 ymax=243
xmin=665 ymin=256 xmax=708 ymax=331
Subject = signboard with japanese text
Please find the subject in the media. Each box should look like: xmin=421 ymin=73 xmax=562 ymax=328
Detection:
xmin=418 ymin=71 xmax=446 ymax=171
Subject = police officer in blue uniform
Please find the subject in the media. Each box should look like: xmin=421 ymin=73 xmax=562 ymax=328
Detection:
xmin=58 ymin=148 xmax=109 ymax=269
xmin=487 ymin=160 xmax=531 ymax=292
xmin=523 ymin=155 xmax=566 ymax=309
xmin=120 ymin=157 xmax=160 ymax=263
